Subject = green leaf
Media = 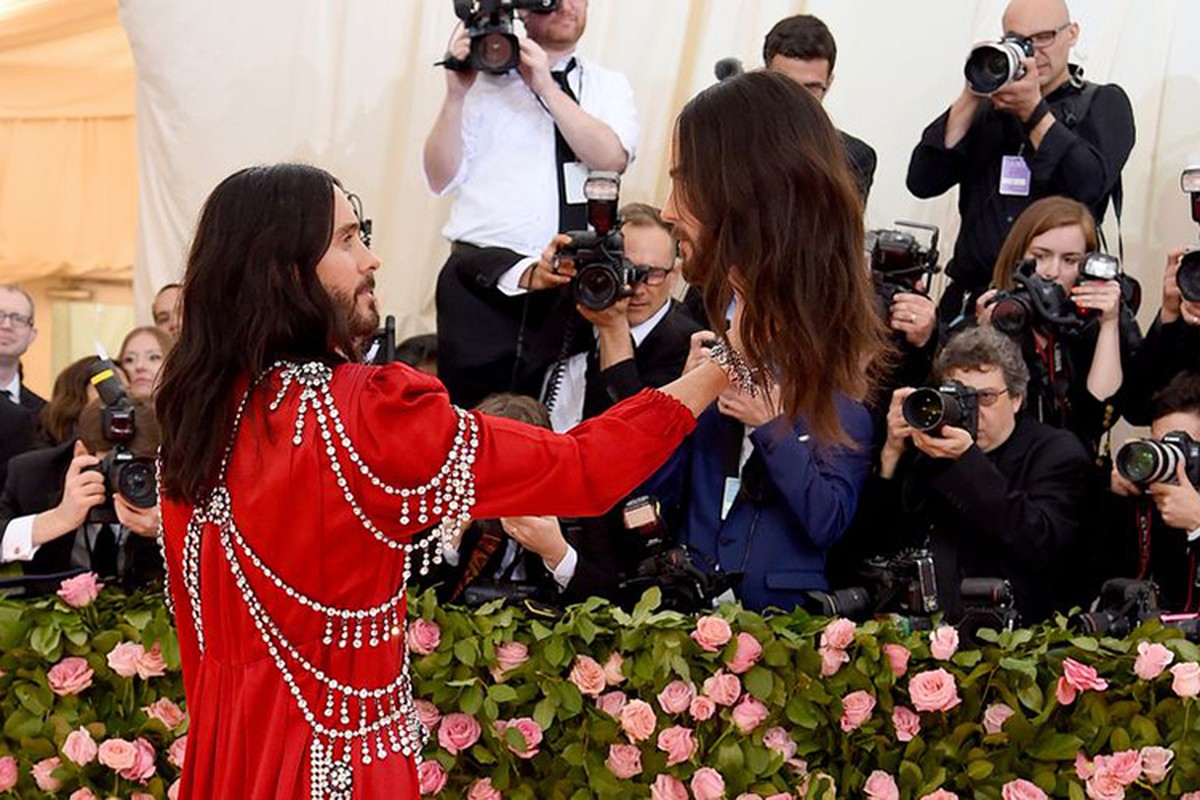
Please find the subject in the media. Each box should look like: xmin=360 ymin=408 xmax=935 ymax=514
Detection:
xmin=503 ymin=725 xmax=528 ymax=752
xmin=459 ymin=684 xmax=483 ymax=716
xmin=715 ymin=741 xmax=745 ymax=772
xmin=533 ymin=698 xmax=556 ymax=730
xmin=1109 ymin=727 xmax=1131 ymax=752
xmin=124 ymin=608 xmax=153 ymax=630
xmin=1028 ymin=732 xmax=1083 ymax=761
xmin=544 ymin=637 xmax=566 ymax=668
xmin=1069 ymin=636 xmax=1100 ymax=652
xmin=745 ymin=666 xmax=774 ymax=700
xmin=1068 ymin=781 xmax=1086 ymax=800
xmin=30 ymin=624 xmax=61 ymax=658
xmin=632 ymin=587 xmax=662 ymax=621
xmin=952 ymin=650 xmax=982 ymax=668
xmin=2 ymin=708 xmax=44 ymax=740
xmin=15 ymin=682 xmax=49 ymax=715
xmin=453 ymin=638 xmax=479 ymax=667
xmin=562 ymin=742 xmax=586 ymax=767
xmin=999 ymin=656 xmax=1038 ymax=682
xmin=967 ymin=760 xmax=993 ymax=780
xmin=488 ymin=684 xmax=518 ymax=704
xmin=1017 ymin=681 xmax=1044 ymax=714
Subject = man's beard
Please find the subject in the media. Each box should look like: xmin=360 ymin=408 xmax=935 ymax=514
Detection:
xmin=333 ymin=276 xmax=380 ymax=340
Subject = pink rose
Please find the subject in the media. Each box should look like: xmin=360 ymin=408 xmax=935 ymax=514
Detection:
xmin=418 ymin=760 xmax=447 ymax=795
xmin=63 ymin=726 xmax=99 ymax=765
xmin=497 ymin=717 xmax=542 ymax=759
xmin=818 ymin=645 xmax=849 ymax=677
xmin=1181 ymin=793 xmax=1200 ymax=800
xmin=98 ymin=738 xmax=137 ymax=771
xmin=144 ymin=697 xmax=187 ymax=729
xmin=32 ymin=756 xmax=62 ymax=792
xmin=1170 ymin=662 xmax=1200 ymax=697
xmin=919 ymin=791 xmax=958 ymax=800
xmin=136 ymin=643 xmax=166 ymax=680
xmin=415 ymin=699 xmax=441 ymax=732
xmin=494 ymin=641 xmax=529 ymax=673
xmin=908 ymin=668 xmax=961 ymax=713
xmin=892 ymin=705 xmax=921 ymax=742
xmin=57 ymin=572 xmax=104 ymax=607
xmin=70 ymin=790 xmax=99 ymax=800
xmin=690 ymin=694 xmax=716 ymax=721
xmin=118 ymin=738 xmax=156 ymax=783
xmin=658 ymin=680 xmax=696 ymax=715
xmin=929 ymin=626 xmax=959 ymax=660
xmin=691 ymin=767 xmax=727 ymax=800
xmin=596 ymin=690 xmax=628 ymax=717
xmin=107 ymin=642 xmax=144 ymax=678
xmin=732 ymin=695 xmax=769 ymax=734
xmin=692 ymin=615 xmax=734 ymax=652
xmin=765 ymin=794 xmax=793 ymax=800
xmin=725 ymin=632 xmax=763 ymax=674
xmin=1103 ymin=750 xmax=1143 ymax=785
xmin=882 ymin=644 xmax=910 ymax=677
xmin=169 ymin=780 xmax=181 ymax=800
xmin=839 ymin=690 xmax=876 ymax=732
xmin=1056 ymin=676 xmax=1077 ymax=706
xmin=168 ymin=736 xmax=187 ymax=769
xmin=48 ymin=656 xmax=95 ymax=696
xmin=1140 ymin=746 xmax=1174 ymax=783
xmin=407 ymin=619 xmax=441 ymax=655
xmin=1076 ymin=752 xmax=1096 ymax=780
xmin=762 ymin=727 xmax=797 ymax=760
xmin=1001 ymin=778 xmax=1047 ymax=800
xmin=656 ymin=725 xmax=698 ymax=765
xmin=1085 ymin=769 xmax=1125 ymax=800
xmin=131 ymin=794 xmax=155 ymax=800
xmin=1133 ymin=641 xmax=1174 ymax=680
xmin=703 ymin=670 xmax=743 ymax=706
xmin=606 ymin=744 xmax=642 ymax=779
xmin=603 ymin=652 xmax=626 ymax=685
xmin=1062 ymin=657 xmax=1109 ymax=695
xmin=568 ymin=655 xmax=608 ymax=697
xmin=437 ymin=713 xmax=481 ymax=755
xmin=0 ymin=757 xmax=15 ymax=793
xmin=864 ymin=770 xmax=899 ymax=800
xmin=651 ymin=774 xmax=689 ymax=800
xmin=820 ymin=618 xmax=856 ymax=650
xmin=983 ymin=703 xmax=1016 ymax=735
xmin=620 ymin=699 xmax=657 ymax=742
xmin=737 ymin=795 xmax=764 ymax=800
xmin=467 ymin=778 xmax=502 ymax=800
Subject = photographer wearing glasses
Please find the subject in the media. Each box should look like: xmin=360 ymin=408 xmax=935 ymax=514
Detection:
xmin=906 ymin=0 xmax=1135 ymax=325
xmin=0 ymin=284 xmax=46 ymax=415
xmin=862 ymin=326 xmax=1091 ymax=622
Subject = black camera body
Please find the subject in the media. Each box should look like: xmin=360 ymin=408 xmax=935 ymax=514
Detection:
xmin=1180 ymin=166 xmax=1200 ymax=302
xmin=558 ymin=172 xmax=645 ymax=311
xmin=617 ymin=496 xmax=743 ymax=613
xmin=85 ymin=359 xmax=157 ymax=524
xmin=1072 ymin=578 xmax=1160 ymax=638
xmin=989 ymin=260 xmax=1084 ymax=335
xmin=958 ymin=577 xmax=1020 ymax=646
xmin=965 ymin=35 xmax=1035 ymax=95
xmin=867 ymin=221 xmax=940 ymax=318
xmin=902 ymin=379 xmax=980 ymax=441
xmin=446 ymin=0 xmax=558 ymax=74
xmin=1115 ymin=431 xmax=1200 ymax=488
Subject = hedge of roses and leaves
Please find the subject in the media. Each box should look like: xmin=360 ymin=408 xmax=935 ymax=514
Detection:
xmin=3 ymin=579 xmax=1200 ymax=800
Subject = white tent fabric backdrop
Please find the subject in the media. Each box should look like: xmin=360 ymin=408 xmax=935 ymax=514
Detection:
xmin=119 ymin=0 xmax=1200 ymax=335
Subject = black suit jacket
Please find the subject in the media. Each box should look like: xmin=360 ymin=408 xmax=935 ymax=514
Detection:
xmin=0 ymin=441 xmax=162 ymax=591
xmin=0 ymin=400 xmax=35 ymax=489
xmin=18 ymin=384 xmax=47 ymax=417
xmin=841 ymin=130 xmax=878 ymax=204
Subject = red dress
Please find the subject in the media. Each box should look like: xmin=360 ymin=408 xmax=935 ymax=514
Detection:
xmin=160 ymin=362 xmax=695 ymax=799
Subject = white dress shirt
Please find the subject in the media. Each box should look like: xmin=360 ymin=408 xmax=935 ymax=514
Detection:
xmin=429 ymin=53 xmax=640 ymax=257
xmin=1 ymin=372 xmax=20 ymax=405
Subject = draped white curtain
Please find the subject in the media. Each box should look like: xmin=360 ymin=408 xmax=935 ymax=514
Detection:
xmin=71 ymin=0 xmax=1200 ymax=334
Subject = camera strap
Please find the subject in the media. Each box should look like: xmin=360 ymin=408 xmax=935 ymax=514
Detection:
xmin=1135 ymin=499 xmax=1154 ymax=580
xmin=550 ymin=59 xmax=588 ymax=233
xmin=1058 ymin=81 xmax=1125 ymax=260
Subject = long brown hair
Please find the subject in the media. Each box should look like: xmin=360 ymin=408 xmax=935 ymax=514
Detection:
xmin=991 ymin=196 xmax=1098 ymax=289
xmin=673 ymin=70 xmax=889 ymax=445
xmin=39 ymin=355 xmax=101 ymax=445
xmin=156 ymin=164 xmax=359 ymax=504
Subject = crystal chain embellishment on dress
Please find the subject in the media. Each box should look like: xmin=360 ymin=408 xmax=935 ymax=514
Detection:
xmin=170 ymin=361 xmax=479 ymax=800
xmin=707 ymin=338 xmax=764 ymax=397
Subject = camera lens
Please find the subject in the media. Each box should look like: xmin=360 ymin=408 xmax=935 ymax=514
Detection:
xmin=116 ymin=458 xmax=158 ymax=508
xmin=964 ymin=43 xmax=1016 ymax=95
xmin=1178 ymin=251 xmax=1200 ymax=302
xmin=573 ymin=263 xmax=620 ymax=311
xmin=476 ymin=32 xmax=516 ymax=72
xmin=902 ymin=388 xmax=948 ymax=431
xmin=990 ymin=295 xmax=1031 ymax=336
xmin=1116 ymin=440 xmax=1179 ymax=486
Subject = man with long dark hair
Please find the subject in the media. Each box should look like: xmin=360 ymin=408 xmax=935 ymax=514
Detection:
xmin=154 ymin=163 xmax=728 ymax=799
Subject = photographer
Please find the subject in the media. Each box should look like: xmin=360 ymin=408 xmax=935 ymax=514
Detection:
xmin=1106 ymin=372 xmax=1200 ymax=611
xmin=425 ymin=0 xmax=639 ymax=408
xmin=0 ymin=396 xmax=163 ymax=590
xmin=906 ymin=0 xmax=1135 ymax=323
xmin=1123 ymin=248 xmax=1200 ymax=425
xmin=863 ymin=326 xmax=1091 ymax=622
xmin=519 ymin=202 xmax=701 ymax=431
xmin=975 ymin=197 xmax=1141 ymax=458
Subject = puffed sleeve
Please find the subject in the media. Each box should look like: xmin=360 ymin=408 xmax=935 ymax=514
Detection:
xmin=347 ymin=363 xmax=696 ymax=526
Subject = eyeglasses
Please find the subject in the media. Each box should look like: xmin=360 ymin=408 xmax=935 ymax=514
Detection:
xmin=977 ymin=388 xmax=1010 ymax=407
xmin=0 ymin=311 xmax=33 ymax=329
xmin=631 ymin=265 xmax=673 ymax=286
xmin=1012 ymin=21 xmax=1071 ymax=49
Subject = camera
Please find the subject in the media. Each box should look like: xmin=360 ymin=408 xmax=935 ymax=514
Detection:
xmin=965 ymin=36 xmax=1034 ymax=95
xmin=958 ymin=577 xmax=1020 ymax=646
xmin=85 ymin=359 xmax=158 ymax=524
xmin=557 ymin=172 xmax=644 ymax=311
xmin=855 ymin=549 xmax=941 ymax=619
xmin=867 ymin=221 xmax=940 ymax=316
xmin=902 ymin=380 xmax=980 ymax=440
xmin=1179 ymin=166 xmax=1200 ymax=302
xmin=1071 ymin=578 xmax=1160 ymax=638
xmin=1115 ymin=431 xmax=1200 ymax=488
xmin=617 ymin=496 xmax=743 ymax=613
xmin=445 ymin=0 xmax=558 ymax=74
xmin=988 ymin=259 xmax=1083 ymax=335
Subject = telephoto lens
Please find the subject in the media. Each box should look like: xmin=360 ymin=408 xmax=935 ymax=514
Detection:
xmin=1178 ymin=250 xmax=1200 ymax=302
xmin=903 ymin=384 xmax=971 ymax=433
xmin=1116 ymin=439 xmax=1178 ymax=486
xmin=964 ymin=36 xmax=1034 ymax=95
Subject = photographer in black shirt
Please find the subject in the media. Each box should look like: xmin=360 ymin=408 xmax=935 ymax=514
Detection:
xmin=907 ymin=0 xmax=1134 ymax=324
